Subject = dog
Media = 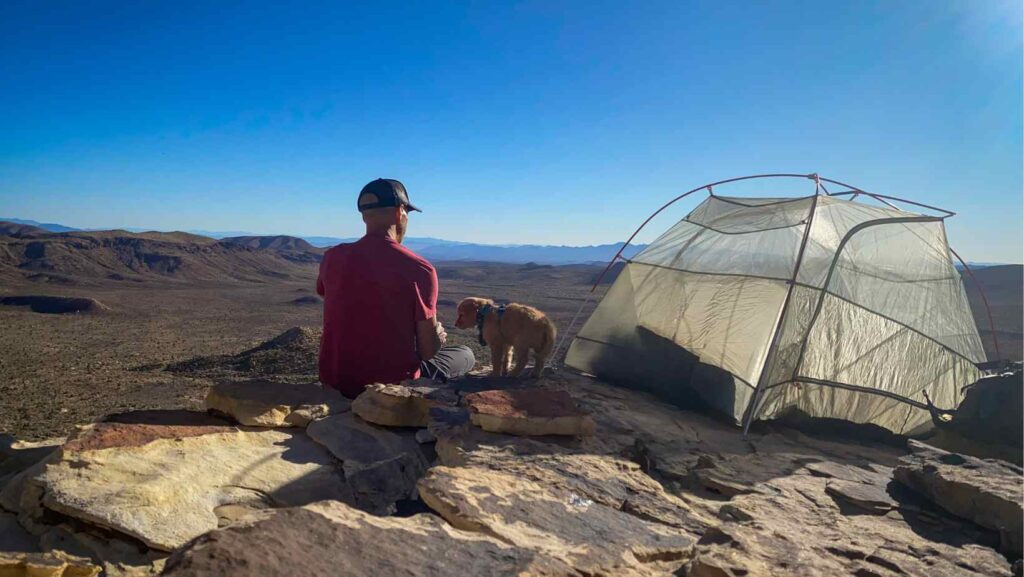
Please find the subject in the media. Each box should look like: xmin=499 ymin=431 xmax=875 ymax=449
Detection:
xmin=454 ymin=297 xmax=557 ymax=378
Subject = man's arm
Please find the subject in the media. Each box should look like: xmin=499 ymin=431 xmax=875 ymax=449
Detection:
xmin=416 ymin=317 xmax=446 ymax=361
xmin=414 ymin=264 xmax=443 ymax=360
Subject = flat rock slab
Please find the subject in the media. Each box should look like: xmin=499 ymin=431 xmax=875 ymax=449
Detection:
xmin=824 ymin=479 xmax=896 ymax=514
xmin=464 ymin=389 xmax=596 ymax=437
xmin=418 ymin=465 xmax=694 ymax=575
xmin=30 ymin=416 xmax=352 ymax=551
xmin=306 ymin=412 xmax=429 ymax=513
xmin=163 ymin=500 xmax=576 ymax=577
xmin=351 ymin=380 xmax=458 ymax=428
xmin=205 ymin=379 xmax=350 ymax=427
xmin=434 ymin=425 xmax=715 ymax=538
xmin=895 ymin=440 xmax=1024 ymax=558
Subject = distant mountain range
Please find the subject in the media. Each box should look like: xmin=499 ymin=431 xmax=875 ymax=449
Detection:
xmin=0 ymin=217 xmax=645 ymax=265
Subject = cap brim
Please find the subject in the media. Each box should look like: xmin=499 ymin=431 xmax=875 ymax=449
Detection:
xmin=406 ymin=203 xmax=422 ymax=213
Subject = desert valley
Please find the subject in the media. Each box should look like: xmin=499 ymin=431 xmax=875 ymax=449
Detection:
xmin=0 ymin=220 xmax=1022 ymax=577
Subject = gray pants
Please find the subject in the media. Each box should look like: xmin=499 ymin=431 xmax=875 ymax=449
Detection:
xmin=420 ymin=345 xmax=475 ymax=382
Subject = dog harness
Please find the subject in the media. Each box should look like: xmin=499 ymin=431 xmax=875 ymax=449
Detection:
xmin=476 ymin=303 xmax=506 ymax=346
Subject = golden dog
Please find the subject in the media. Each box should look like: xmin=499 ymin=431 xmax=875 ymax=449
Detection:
xmin=455 ymin=297 xmax=557 ymax=378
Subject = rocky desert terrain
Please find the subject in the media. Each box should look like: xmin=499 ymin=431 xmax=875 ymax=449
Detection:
xmin=0 ymin=221 xmax=1021 ymax=576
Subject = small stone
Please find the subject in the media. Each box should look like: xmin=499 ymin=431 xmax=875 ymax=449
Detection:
xmin=351 ymin=380 xmax=458 ymax=428
xmin=415 ymin=429 xmax=436 ymax=444
xmin=464 ymin=389 xmax=595 ymax=437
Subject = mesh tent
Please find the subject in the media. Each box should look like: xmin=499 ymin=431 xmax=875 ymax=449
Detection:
xmin=565 ymin=175 xmax=986 ymax=435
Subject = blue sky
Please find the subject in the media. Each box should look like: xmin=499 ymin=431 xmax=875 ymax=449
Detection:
xmin=1 ymin=1 xmax=1021 ymax=262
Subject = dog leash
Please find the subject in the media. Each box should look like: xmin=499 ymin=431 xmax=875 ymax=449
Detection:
xmin=476 ymin=303 xmax=506 ymax=346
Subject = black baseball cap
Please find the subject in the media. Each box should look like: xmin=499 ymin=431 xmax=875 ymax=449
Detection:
xmin=357 ymin=178 xmax=421 ymax=213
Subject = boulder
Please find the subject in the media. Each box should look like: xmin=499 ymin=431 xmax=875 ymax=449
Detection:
xmin=162 ymin=500 xmax=576 ymax=577
xmin=18 ymin=411 xmax=352 ymax=551
xmin=463 ymin=389 xmax=595 ymax=437
xmin=418 ymin=466 xmax=694 ymax=575
xmin=306 ymin=412 xmax=429 ymax=514
xmin=351 ymin=380 xmax=458 ymax=428
xmin=895 ymin=440 xmax=1023 ymax=558
xmin=204 ymin=379 xmax=349 ymax=427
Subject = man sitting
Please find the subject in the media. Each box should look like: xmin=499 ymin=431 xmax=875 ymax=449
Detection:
xmin=317 ymin=178 xmax=475 ymax=398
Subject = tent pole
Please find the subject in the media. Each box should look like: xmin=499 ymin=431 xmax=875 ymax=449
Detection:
xmin=741 ymin=191 xmax=821 ymax=437
xmin=588 ymin=173 xmax=821 ymax=292
xmin=950 ymin=248 xmax=1002 ymax=361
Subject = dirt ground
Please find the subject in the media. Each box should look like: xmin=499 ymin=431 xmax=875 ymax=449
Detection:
xmin=0 ymin=263 xmax=607 ymax=440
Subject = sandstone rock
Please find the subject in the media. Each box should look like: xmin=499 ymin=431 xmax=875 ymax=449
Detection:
xmin=23 ymin=412 xmax=352 ymax=551
xmin=162 ymin=500 xmax=576 ymax=577
xmin=0 ymin=551 xmax=100 ymax=577
xmin=434 ymin=425 xmax=715 ymax=538
xmin=37 ymin=523 xmax=168 ymax=577
xmin=306 ymin=412 xmax=429 ymax=514
xmin=418 ymin=466 xmax=694 ymax=575
xmin=895 ymin=440 xmax=1023 ymax=558
xmin=685 ymin=472 xmax=1012 ymax=576
xmin=463 ymin=389 xmax=595 ymax=437
xmin=204 ymin=379 xmax=349 ymax=427
xmin=351 ymin=380 xmax=458 ymax=427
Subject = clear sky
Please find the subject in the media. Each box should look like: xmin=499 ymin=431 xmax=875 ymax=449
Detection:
xmin=1 ymin=1 xmax=1021 ymax=262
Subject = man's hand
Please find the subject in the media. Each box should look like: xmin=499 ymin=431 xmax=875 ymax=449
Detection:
xmin=436 ymin=321 xmax=447 ymax=344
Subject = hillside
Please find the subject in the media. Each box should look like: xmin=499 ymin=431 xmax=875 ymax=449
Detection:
xmin=0 ymin=222 xmax=320 ymax=284
xmin=963 ymin=264 xmax=1024 ymax=361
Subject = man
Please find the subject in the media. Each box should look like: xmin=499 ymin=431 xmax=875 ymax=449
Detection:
xmin=317 ymin=178 xmax=475 ymax=398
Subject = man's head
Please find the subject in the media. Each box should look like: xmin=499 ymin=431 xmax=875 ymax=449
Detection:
xmin=358 ymin=178 xmax=421 ymax=243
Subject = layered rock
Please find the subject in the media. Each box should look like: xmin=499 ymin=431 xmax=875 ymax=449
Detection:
xmin=204 ymin=379 xmax=349 ymax=427
xmin=306 ymin=412 xmax=429 ymax=513
xmin=9 ymin=411 xmax=352 ymax=551
xmin=2 ymin=371 xmax=1019 ymax=577
xmin=0 ymin=550 xmax=100 ymax=577
xmin=162 ymin=500 xmax=576 ymax=577
xmin=895 ymin=440 xmax=1023 ymax=558
xmin=463 ymin=388 xmax=595 ymax=436
xmin=351 ymin=380 xmax=458 ymax=427
xmin=419 ymin=466 xmax=695 ymax=575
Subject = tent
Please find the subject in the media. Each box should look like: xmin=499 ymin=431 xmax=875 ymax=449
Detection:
xmin=565 ymin=174 xmax=987 ymax=435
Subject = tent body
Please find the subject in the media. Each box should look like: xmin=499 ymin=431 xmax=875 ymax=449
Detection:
xmin=566 ymin=193 xmax=985 ymax=434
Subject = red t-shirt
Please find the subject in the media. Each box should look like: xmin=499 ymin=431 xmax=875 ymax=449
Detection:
xmin=316 ymin=233 xmax=437 ymax=398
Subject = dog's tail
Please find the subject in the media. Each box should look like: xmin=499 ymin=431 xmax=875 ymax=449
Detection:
xmin=539 ymin=318 xmax=557 ymax=366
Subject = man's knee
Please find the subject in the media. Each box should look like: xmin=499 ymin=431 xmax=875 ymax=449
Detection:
xmin=445 ymin=344 xmax=476 ymax=374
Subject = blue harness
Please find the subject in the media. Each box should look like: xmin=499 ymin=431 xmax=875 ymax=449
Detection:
xmin=476 ymin=303 xmax=506 ymax=346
